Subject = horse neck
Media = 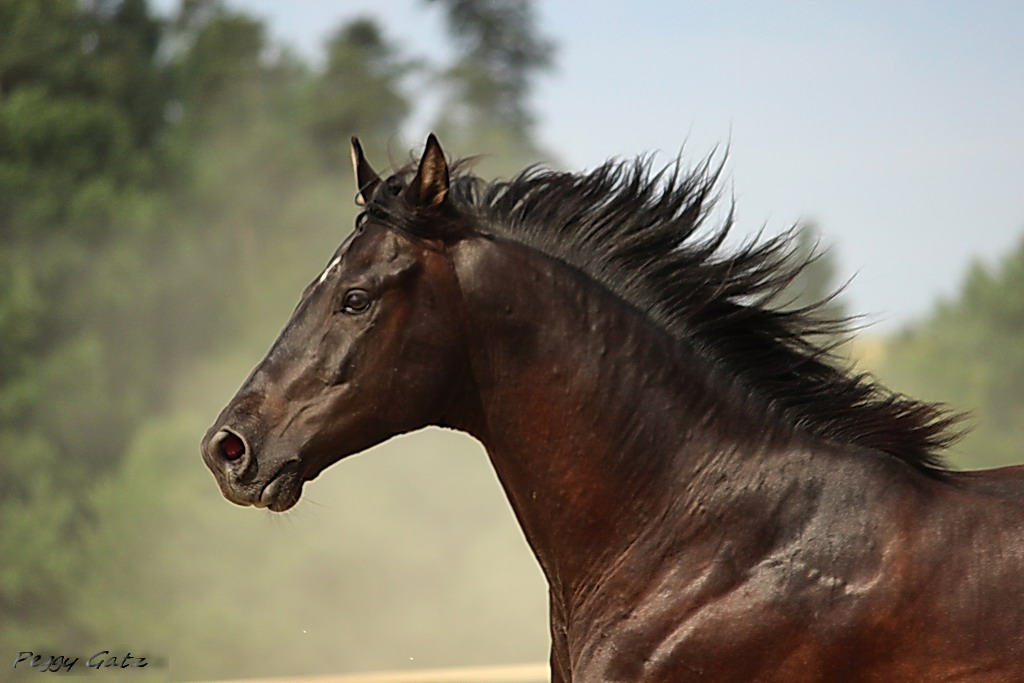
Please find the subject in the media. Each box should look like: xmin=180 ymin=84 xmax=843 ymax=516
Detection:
xmin=447 ymin=235 xmax=797 ymax=601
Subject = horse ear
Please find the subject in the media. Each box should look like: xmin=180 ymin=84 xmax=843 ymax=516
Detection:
xmin=407 ymin=133 xmax=449 ymax=209
xmin=350 ymin=136 xmax=381 ymax=206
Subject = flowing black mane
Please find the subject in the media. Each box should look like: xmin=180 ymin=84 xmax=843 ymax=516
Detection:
xmin=364 ymin=156 xmax=963 ymax=472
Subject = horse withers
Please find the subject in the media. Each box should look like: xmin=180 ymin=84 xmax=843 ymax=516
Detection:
xmin=203 ymin=135 xmax=1024 ymax=682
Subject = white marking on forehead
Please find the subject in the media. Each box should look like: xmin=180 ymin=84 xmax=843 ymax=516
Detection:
xmin=315 ymin=228 xmax=360 ymax=287
xmin=317 ymin=256 xmax=341 ymax=285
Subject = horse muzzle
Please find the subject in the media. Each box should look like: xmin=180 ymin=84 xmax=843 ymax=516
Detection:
xmin=201 ymin=426 xmax=304 ymax=512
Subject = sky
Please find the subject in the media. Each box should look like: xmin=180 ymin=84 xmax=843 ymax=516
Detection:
xmin=155 ymin=0 xmax=1024 ymax=331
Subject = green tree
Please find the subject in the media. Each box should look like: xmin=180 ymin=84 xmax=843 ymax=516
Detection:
xmin=0 ymin=0 xmax=173 ymax=642
xmin=880 ymin=233 xmax=1024 ymax=469
xmin=169 ymin=0 xmax=271 ymax=136
xmin=0 ymin=0 xmax=317 ymax=651
xmin=426 ymin=0 xmax=554 ymax=165
xmin=307 ymin=18 xmax=413 ymax=169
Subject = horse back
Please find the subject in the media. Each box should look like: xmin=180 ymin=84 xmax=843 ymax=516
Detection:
xmin=946 ymin=462 xmax=1024 ymax=501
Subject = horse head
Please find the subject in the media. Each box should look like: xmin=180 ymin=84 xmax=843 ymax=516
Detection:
xmin=201 ymin=135 xmax=474 ymax=511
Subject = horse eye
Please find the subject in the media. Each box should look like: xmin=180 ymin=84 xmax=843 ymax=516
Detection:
xmin=341 ymin=289 xmax=371 ymax=314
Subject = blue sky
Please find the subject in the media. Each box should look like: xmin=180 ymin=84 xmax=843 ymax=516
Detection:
xmin=154 ymin=0 xmax=1024 ymax=330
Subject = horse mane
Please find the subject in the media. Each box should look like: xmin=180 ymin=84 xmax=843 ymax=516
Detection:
xmin=368 ymin=155 xmax=964 ymax=473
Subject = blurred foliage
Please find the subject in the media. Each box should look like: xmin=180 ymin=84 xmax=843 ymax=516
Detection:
xmin=1 ymin=0 xmax=175 ymax=640
xmin=427 ymin=0 xmax=555 ymax=169
xmin=308 ymin=18 xmax=415 ymax=169
xmin=876 ymin=235 xmax=1024 ymax=470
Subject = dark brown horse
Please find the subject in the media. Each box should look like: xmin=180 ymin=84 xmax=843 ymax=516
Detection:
xmin=202 ymin=135 xmax=1024 ymax=682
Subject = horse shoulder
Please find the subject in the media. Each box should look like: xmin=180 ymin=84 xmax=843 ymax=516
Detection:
xmin=568 ymin=454 xmax=1024 ymax=681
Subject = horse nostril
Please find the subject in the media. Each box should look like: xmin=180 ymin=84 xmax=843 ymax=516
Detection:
xmin=214 ymin=430 xmax=247 ymax=462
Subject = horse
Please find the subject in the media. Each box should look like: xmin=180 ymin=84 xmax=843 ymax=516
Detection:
xmin=202 ymin=134 xmax=1024 ymax=682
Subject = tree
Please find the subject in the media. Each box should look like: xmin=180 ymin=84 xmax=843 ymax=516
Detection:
xmin=426 ymin=0 xmax=554 ymax=164
xmin=168 ymin=0 xmax=270 ymax=135
xmin=0 ymin=0 xmax=173 ymax=643
xmin=879 ymin=233 xmax=1024 ymax=469
xmin=0 ymin=0 xmax=314 ymax=650
xmin=307 ymin=18 xmax=413 ymax=169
